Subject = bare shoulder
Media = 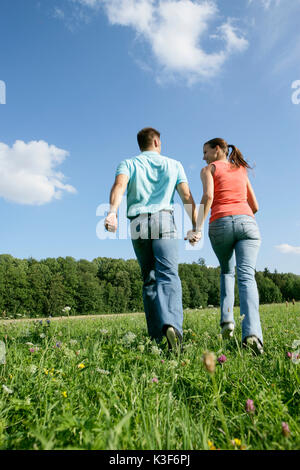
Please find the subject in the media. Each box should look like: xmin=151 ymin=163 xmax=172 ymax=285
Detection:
xmin=201 ymin=164 xmax=215 ymax=178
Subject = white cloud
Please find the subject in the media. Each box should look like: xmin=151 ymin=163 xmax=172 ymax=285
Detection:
xmin=53 ymin=7 xmax=65 ymax=19
xmin=275 ymin=244 xmax=300 ymax=255
xmin=0 ymin=140 xmax=76 ymax=205
xmin=248 ymin=0 xmax=281 ymax=9
xmin=75 ymin=0 xmax=101 ymax=6
xmin=72 ymin=0 xmax=248 ymax=83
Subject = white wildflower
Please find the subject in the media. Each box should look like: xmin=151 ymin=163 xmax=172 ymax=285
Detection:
xmin=69 ymin=339 xmax=78 ymax=345
xmin=0 ymin=341 xmax=6 ymax=365
xmin=96 ymin=368 xmax=110 ymax=375
xmin=40 ymin=333 xmax=46 ymax=339
xmin=137 ymin=344 xmax=145 ymax=352
xmin=291 ymin=352 xmax=300 ymax=365
xmin=169 ymin=360 xmax=178 ymax=368
xmin=62 ymin=306 xmax=71 ymax=313
xmin=99 ymin=329 xmax=108 ymax=335
xmin=151 ymin=345 xmax=161 ymax=355
xmin=122 ymin=332 xmax=136 ymax=345
xmin=2 ymin=384 xmax=13 ymax=394
xmin=292 ymin=340 xmax=300 ymax=349
xmin=65 ymin=349 xmax=76 ymax=359
xmin=28 ymin=365 xmax=37 ymax=374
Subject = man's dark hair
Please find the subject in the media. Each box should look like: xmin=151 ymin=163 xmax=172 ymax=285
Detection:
xmin=137 ymin=127 xmax=160 ymax=151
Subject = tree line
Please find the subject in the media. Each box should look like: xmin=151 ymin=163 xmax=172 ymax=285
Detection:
xmin=0 ymin=254 xmax=299 ymax=318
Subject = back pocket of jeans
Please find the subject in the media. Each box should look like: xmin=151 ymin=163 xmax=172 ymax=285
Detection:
xmin=241 ymin=221 xmax=260 ymax=240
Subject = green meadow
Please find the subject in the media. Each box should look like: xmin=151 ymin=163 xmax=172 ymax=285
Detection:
xmin=0 ymin=303 xmax=299 ymax=450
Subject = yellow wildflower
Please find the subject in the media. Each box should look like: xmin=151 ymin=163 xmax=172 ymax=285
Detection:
xmin=44 ymin=369 xmax=49 ymax=375
xmin=208 ymin=440 xmax=216 ymax=450
xmin=9 ymin=374 xmax=13 ymax=380
xmin=78 ymin=363 xmax=85 ymax=369
xmin=62 ymin=391 xmax=67 ymax=398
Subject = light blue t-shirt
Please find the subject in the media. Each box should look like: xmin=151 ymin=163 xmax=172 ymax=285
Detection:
xmin=115 ymin=151 xmax=188 ymax=218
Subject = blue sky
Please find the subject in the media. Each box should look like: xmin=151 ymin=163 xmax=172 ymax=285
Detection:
xmin=0 ymin=0 xmax=300 ymax=274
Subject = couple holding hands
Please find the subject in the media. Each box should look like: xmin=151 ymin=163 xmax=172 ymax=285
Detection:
xmin=104 ymin=127 xmax=263 ymax=355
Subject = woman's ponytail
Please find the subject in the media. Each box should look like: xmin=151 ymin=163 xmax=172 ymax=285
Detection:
xmin=228 ymin=144 xmax=251 ymax=169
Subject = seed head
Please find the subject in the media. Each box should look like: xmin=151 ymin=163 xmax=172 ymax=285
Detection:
xmin=282 ymin=422 xmax=290 ymax=437
xmin=202 ymin=352 xmax=216 ymax=374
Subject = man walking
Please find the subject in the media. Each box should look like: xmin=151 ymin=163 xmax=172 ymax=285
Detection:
xmin=104 ymin=128 xmax=198 ymax=350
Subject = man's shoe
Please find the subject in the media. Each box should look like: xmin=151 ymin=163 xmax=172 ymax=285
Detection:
xmin=243 ymin=336 xmax=264 ymax=355
xmin=165 ymin=326 xmax=181 ymax=352
xmin=221 ymin=322 xmax=235 ymax=339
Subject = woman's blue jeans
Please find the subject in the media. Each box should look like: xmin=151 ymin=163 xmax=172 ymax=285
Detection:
xmin=209 ymin=215 xmax=263 ymax=345
xmin=131 ymin=211 xmax=183 ymax=343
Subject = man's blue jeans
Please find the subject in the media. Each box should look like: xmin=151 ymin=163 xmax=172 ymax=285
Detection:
xmin=131 ymin=211 xmax=183 ymax=343
xmin=209 ymin=215 xmax=263 ymax=345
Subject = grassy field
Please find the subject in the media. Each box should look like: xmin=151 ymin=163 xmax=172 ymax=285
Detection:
xmin=0 ymin=303 xmax=299 ymax=450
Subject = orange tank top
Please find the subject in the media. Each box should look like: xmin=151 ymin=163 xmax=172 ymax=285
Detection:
xmin=209 ymin=160 xmax=254 ymax=224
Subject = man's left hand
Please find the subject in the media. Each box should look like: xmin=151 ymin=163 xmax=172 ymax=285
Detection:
xmin=184 ymin=229 xmax=202 ymax=245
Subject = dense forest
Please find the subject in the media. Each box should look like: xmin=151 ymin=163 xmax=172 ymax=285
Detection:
xmin=0 ymin=254 xmax=299 ymax=318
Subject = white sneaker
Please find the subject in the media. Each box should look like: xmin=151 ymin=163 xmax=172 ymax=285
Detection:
xmin=221 ymin=322 xmax=235 ymax=339
xmin=166 ymin=326 xmax=181 ymax=352
xmin=244 ymin=336 xmax=264 ymax=355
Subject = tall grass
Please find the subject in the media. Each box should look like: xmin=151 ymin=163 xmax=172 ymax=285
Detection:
xmin=0 ymin=303 xmax=299 ymax=450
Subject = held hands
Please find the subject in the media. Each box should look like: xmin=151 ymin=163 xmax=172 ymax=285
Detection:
xmin=184 ymin=229 xmax=202 ymax=246
xmin=104 ymin=212 xmax=118 ymax=232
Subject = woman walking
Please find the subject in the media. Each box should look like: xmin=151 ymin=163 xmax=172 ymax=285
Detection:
xmin=189 ymin=138 xmax=263 ymax=354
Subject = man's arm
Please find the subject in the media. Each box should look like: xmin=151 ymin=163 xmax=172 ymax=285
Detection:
xmin=104 ymin=174 xmax=129 ymax=232
xmin=176 ymin=182 xmax=197 ymax=229
xmin=247 ymin=177 xmax=259 ymax=214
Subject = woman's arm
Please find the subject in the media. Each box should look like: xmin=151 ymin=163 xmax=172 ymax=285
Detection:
xmin=196 ymin=165 xmax=214 ymax=231
xmin=247 ymin=177 xmax=259 ymax=214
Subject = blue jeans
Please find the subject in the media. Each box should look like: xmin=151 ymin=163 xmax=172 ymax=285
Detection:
xmin=131 ymin=211 xmax=183 ymax=343
xmin=209 ymin=215 xmax=263 ymax=345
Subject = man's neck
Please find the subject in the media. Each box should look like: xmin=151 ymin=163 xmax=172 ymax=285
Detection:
xmin=142 ymin=148 xmax=160 ymax=154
